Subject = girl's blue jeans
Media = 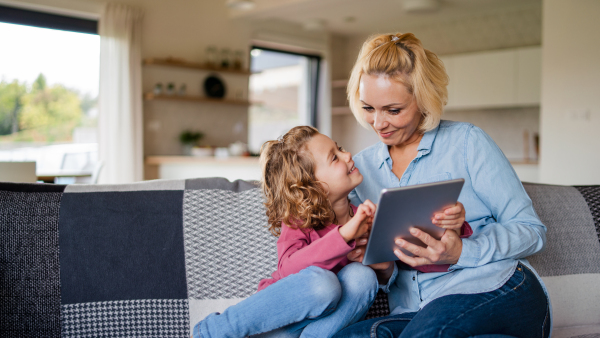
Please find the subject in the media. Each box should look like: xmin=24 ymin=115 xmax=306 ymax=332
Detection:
xmin=333 ymin=263 xmax=550 ymax=338
xmin=192 ymin=262 xmax=379 ymax=338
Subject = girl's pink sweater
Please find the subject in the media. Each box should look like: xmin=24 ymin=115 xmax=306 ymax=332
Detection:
xmin=257 ymin=205 xmax=358 ymax=292
xmin=257 ymin=205 xmax=472 ymax=291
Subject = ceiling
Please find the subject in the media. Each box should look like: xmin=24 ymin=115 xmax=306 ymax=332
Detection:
xmin=229 ymin=0 xmax=542 ymax=37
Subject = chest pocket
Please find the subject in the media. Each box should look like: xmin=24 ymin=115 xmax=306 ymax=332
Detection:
xmin=417 ymin=172 xmax=452 ymax=185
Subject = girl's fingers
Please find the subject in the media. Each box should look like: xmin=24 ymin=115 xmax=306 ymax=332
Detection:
xmin=347 ymin=248 xmax=364 ymax=262
xmin=362 ymin=199 xmax=377 ymax=215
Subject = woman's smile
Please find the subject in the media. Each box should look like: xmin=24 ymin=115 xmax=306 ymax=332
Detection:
xmin=378 ymin=130 xmax=396 ymax=139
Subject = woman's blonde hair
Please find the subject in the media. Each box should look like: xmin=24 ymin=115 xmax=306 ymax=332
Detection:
xmin=347 ymin=32 xmax=448 ymax=132
xmin=260 ymin=126 xmax=335 ymax=236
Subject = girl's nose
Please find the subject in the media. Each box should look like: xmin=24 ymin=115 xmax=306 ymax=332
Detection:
xmin=342 ymin=151 xmax=352 ymax=162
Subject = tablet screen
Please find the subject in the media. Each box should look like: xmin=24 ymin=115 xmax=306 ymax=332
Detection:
xmin=362 ymin=178 xmax=464 ymax=266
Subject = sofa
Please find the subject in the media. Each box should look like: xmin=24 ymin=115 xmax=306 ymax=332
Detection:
xmin=1 ymin=178 xmax=599 ymax=338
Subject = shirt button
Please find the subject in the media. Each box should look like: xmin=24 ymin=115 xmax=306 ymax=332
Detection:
xmin=412 ymin=276 xmax=416 ymax=281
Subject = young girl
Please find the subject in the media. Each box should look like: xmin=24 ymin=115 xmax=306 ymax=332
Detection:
xmin=192 ymin=126 xmax=467 ymax=338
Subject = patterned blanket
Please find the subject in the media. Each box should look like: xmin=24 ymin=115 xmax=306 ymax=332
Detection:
xmin=1 ymin=179 xmax=599 ymax=337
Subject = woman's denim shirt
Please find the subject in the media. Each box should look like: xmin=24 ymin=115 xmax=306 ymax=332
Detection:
xmin=349 ymin=120 xmax=549 ymax=315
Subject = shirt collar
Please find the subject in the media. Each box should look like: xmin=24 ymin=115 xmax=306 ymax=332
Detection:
xmin=418 ymin=122 xmax=440 ymax=153
xmin=375 ymin=123 xmax=441 ymax=169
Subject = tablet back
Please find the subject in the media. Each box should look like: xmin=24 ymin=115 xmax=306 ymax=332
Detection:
xmin=362 ymin=179 xmax=464 ymax=265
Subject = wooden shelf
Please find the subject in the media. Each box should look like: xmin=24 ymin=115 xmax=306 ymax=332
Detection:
xmin=144 ymin=93 xmax=251 ymax=106
xmin=143 ymin=58 xmax=252 ymax=75
xmin=332 ymin=106 xmax=352 ymax=115
xmin=145 ymin=155 xmax=259 ymax=165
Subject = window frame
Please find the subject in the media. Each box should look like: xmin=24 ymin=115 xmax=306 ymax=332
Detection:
xmin=250 ymin=45 xmax=322 ymax=128
xmin=0 ymin=4 xmax=97 ymax=35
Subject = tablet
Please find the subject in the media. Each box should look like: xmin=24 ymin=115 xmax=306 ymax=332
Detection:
xmin=362 ymin=178 xmax=465 ymax=266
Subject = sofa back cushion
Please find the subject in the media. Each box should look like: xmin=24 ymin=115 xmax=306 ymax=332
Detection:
xmin=524 ymin=184 xmax=600 ymax=336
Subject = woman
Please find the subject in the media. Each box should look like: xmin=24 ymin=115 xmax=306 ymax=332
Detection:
xmin=332 ymin=33 xmax=551 ymax=338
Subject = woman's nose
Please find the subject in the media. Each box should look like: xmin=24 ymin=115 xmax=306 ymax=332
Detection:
xmin=373 ymin=111 xmax=388 ymax=130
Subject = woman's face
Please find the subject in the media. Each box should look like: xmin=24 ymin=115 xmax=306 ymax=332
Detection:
xmin=359 ymin=74 xmax=422 ymax=147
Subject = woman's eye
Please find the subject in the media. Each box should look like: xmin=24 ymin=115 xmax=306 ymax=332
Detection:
xmin=388 ymin=109 xmax=401 ymax=115
xmin=338 ymin=146 xmax=345 ymax=152
xmin=362 ymin=106 xmax=373 ymax=112
xmin=332 ymin=155 xmax=337 ymax=162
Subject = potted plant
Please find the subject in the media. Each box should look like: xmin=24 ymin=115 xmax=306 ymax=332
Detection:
xmin=179 ymin=130 xmax=204 ymax=156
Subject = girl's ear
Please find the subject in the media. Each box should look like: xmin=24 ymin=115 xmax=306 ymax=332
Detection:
xmin=317 ymin=180 xmax=330 ymax=196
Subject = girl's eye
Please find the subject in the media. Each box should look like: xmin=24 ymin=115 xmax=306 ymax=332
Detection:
xmin=338 ymin=146 xmax=345 ymax=152
xmin=332 ymin=155 xmax=337 ymax=162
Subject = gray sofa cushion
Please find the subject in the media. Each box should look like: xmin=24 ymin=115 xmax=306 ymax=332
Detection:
xmin=524 ymin=184 xmax=600 ymax=337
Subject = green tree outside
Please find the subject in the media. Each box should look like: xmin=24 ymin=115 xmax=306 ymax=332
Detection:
xmin=0 ymin=73 xmax=96 ymax=144
xmin=0 ymin=79 xmax=26 ymax=136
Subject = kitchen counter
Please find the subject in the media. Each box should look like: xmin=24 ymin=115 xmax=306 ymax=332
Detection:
xmin=144 ymin=156 xmax=261 ymax=181
xmin=144 ymin=156 xmax=540 ymax=183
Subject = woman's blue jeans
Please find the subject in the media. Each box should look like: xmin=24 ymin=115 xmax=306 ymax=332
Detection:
xmin=333 ymin=263 xmax=550 ymax=338
xmin=193 ymin=262 xmax=379 ymax=338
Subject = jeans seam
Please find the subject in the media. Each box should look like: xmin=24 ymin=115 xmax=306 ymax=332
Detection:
xmin=521 ymin=263 xmax=550 ymax=338
xmin=370 ymin=317 xmax=412 ymax=338
xmin=542 ymin=304 xmax=550 ymax=338
xmin=438 ymin=264 xmax=527 ymax=337
xmin=306 ymin=306 xmax=337 ymax=320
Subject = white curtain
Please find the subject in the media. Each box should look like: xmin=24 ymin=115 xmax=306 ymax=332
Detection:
xmin=98 ymin=3 xmax=144 ymax=184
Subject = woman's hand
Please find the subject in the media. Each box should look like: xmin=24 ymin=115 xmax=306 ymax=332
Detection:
xmin=432 ymin=202 xmax=466 ymax=236
xmin=339 ymin=200 xmax=376 ymax=242
xmin=394 ymin=227 xmax=463 ymax=267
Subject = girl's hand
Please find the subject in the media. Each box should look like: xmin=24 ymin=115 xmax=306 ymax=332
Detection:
xmin=339 ymin=200 xmax=376 ymax=242
xmin=394 ymin=227 xmax=463 ymax=266
xmin=432 ymin=202 xmax=465 ymax=236
xmin=347 ymin=232 xmax=395 ymax=284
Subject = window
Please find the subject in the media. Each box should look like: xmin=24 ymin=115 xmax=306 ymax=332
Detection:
xmin=0 ymin=5 xmax=99 ymax=183
xmin=248 ymin=47 xmax=320 ymax=153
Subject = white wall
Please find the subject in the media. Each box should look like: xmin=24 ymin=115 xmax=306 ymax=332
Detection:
xmin=539 ymin=0 xmax=600 ymax=185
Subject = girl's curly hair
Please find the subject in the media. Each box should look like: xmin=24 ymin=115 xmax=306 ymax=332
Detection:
xmin=260 ymin=126 xmax=335 ymax=236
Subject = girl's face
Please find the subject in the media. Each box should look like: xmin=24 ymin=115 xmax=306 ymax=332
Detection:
xmin=305 ymin=133 xmax=363 ymax=201
xmin=359 ymin=74 xmax=422 ymax=147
